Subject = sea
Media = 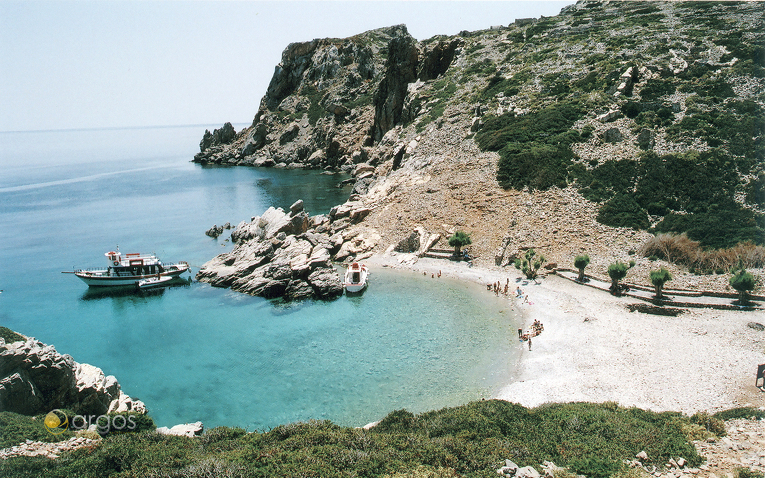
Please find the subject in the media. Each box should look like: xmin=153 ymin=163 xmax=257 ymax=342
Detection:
xmin=0 ymin=125 xmax=519 ymax=431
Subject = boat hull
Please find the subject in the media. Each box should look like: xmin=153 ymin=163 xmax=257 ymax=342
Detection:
xmin=343 ymin=264 xmax=369 ymax=294
xmin=74 ymin=264 xmax=189 ymax=287
xmin=344 ymin=283 xmax=367 ymax=293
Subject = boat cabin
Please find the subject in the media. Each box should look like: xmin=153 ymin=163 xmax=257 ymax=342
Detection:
xmin=104 ymin=251 xmax=164 ymax=277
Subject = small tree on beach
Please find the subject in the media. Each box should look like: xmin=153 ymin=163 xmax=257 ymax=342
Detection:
xmin=574 ymin=255 xmax=590 ymax=282
xmin=649 ymin=267 xmax=672 ymax=299
xmin=448 ymin=231 xmax=472 ymax=257
xmin=607 ymin=261 xmax=632 ymax=296
xmin=729 ymin=267 xmax=755 ymax=305
xmin=515 ymin=249 xmax=546 ymax=281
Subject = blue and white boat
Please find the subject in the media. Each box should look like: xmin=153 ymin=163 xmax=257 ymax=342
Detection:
xmin=67 ymin=250 xmax=189 ymax=287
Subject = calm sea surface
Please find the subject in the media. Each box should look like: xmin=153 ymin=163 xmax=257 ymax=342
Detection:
xmin=0 ymin=125 xmax=519 ymax=430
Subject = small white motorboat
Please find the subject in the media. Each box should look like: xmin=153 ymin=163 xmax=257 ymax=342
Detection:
xmin=344 ymin=262 xmax=369 ymax=294
xmin=136 ymin=275 xmax=174 ymax=290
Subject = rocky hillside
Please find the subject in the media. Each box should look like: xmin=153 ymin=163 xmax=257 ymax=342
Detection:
xmin=195 ymin=1 xmax=764 ymax=296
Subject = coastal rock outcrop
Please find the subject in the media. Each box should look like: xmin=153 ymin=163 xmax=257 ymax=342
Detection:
xmin=196 ymin=199 xmax=380 ymax=301
xmin=0 ymin=335 xmax=146 ymax=416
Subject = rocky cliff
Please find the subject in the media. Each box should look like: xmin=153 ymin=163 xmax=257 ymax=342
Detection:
xmin=0 ymin=333 xmax=146 ymax=416
xmin=195 ymin=1 xmax=764 ymax=297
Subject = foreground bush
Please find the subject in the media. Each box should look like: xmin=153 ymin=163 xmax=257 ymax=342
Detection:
xmin=0 ymin=401 xmax=705 ymax=478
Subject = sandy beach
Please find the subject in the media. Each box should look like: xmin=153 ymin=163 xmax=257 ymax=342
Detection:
xmin=364 ymin=253 xmax=765 ymax=415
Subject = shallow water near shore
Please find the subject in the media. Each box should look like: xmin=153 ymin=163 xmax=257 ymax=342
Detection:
xmin=0 ymin=125 xmax=519 ymax=429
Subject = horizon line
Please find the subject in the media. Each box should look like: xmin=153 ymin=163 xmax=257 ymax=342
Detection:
xmin=0 ymin=122 xmax=253 ymax=135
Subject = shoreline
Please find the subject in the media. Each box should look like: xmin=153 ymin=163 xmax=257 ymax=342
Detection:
xmin=362 ymin=252 xmax=765 ymax=415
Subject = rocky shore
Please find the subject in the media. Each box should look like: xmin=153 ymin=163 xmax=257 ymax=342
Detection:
xmin=0 ymin=334 xmax=145 ymax=417
xmin=196 ymin=199 xmax=379 ymax=300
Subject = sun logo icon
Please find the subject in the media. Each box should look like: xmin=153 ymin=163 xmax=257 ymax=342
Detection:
xmin=44 ymin=409 xmax=69 ymax=435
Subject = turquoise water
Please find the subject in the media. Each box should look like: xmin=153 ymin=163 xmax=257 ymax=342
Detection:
xmin=0 ymin=126 xmax=519 ymax=430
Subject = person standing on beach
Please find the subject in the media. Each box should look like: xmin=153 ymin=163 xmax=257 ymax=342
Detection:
xmin=528 ymin=336 xmax=532 ymax=351
xmin=518 ymin=328 xmax=523 ymax=338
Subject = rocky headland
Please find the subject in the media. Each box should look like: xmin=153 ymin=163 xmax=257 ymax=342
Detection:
xmin=196 ymin=199 xmax=380 ymax=300
xmin=0 ymin=333 xmax=145 ymax=417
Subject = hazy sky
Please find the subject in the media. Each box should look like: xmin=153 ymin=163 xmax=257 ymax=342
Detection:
xmin=1 ymin=1 xmax=574 ymax=132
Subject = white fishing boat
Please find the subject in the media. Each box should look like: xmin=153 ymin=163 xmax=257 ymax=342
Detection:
xmin=65 ymin=250 xmax=189 ymax=287
xmin=344 ymin=262 xmax=369 ymax=293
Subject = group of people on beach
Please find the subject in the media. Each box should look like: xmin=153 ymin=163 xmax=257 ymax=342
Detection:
xmin=487 ymin=279 xmax=531 ymax=304
xmin=517 ymin=319 xmax=544 ymax=350
xmin=488 ymin=278 xmax=511 ymax=296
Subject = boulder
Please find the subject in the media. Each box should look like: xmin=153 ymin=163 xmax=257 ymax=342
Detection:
xmin=353 ymin=163 xmax=376 ymax=177
xmin=542 ymin=461 xmax=564 ymax=478
xmin=307 ymin=268 xmax=344 ymax=299
xmin=157 ymin=421 xmax=204 ymax=438
xmin=75 ymin=363 xmax=121 ymax=416
xmin=516 ymin=466 xmax=541 ymax=478
xmin=279 ymin=123 xmax=300 ymax=145
xmin=602 ymin=127 xmax=623 ymax=143
xmin=326 ymin=103 xmax=349 ymax=116
xmin=242 ymin=123 xmax=268 ymax=155
xmin=597 ymin=110 xmax=622 ymax=123
xmin=417 ymin=38 xmax=463 ymax=81
xmin=205 ymin=225 xmax=225 ymax=238
xmin=290 ymin=199 xmax=305 ymax=215
xmin=285 ymin=280 xmax=314 ymax=300
xmin=0 ymin=337 xmax=145 ymax=416
xmin=395 ymin=230 xmax=421 ymax=253
xmin=349 ymin=207 xmax=372 ymax=224
xmin=497 ymin=459 xmax=520 ymax=477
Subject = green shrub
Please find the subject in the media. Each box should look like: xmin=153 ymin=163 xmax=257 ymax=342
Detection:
xmin=0 ymin=401 xmax=707 ymax=478
xmin=597 ymin=193 xmax=650 ymax=230
xmin=497 ymin=143 xmax=575 ymax=190
xmin=568 ymin=456 xmax=625 ymax=478
xmin=713 ymin=407 xmax=765 ymax=421
xmin=476 ymin=100 xmax=585 ymax=191
xmin=654 ymin=205 xmax=765 ymax=250
xmin=735 ymin=468 xmax=765 ymax=478
xmin=640 ymin=78 xmax=676 ymax=101
xmin=0 ymin=326 xmax=25 ymax=343
xmin=689 ymin=412 xmax=726 ymax=437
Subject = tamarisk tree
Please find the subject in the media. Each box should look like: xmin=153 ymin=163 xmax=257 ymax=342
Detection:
xmin=574 ymin=255 xmax=590 ymax=282
xmin=649 ymin=267 xmax=672 ymax=299
xmin=729 ymin=267 xmax=756 ymax=305
xmin=515 ymin=249 xmax=546 ymax=281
